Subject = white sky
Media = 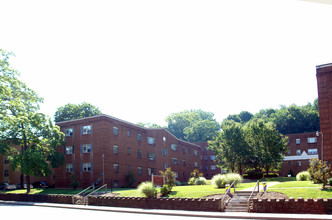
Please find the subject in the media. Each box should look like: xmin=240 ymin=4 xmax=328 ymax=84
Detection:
xmin=1 ymin=0 xmax=332 ymax=126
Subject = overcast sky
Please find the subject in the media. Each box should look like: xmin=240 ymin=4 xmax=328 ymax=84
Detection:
xmin=2 ymin=0 xmax=332 ymax=126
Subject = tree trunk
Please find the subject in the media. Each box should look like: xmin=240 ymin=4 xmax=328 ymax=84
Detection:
xmin=26 ymin=175 xmax=30 ymax=193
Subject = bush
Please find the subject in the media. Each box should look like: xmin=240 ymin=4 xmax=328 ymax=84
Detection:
xmin=194 ymin=177 xmax=207 ymax=185
xmin=224 ymin=173 xmax=243 ymax=186
xmin=244 ymin=171 xmax=264 ymax=179
xmin=211 ymin=174 xmax=226 ymax=188
xmin=296 ymin=171 xmax=310 ymax=181
xmin=137 ymin=182 xmax=157 ymax=198
xmin=328 ymin=178 xmax=332 ymax=186
xmin=69 ymin=173 xmax=80 ymax=190
xmin=188 ymin=177 xmax=195 ymax=185
xmin=175 ymin=180 xmax=181 ymax=186
xmin=160 ymin=184 xmax=171 ymax=196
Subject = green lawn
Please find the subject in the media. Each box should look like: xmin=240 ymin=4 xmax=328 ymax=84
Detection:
xmin=3 ymin=179 xmax=332 ymax=199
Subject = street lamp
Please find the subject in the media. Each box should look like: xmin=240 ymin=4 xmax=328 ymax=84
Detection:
xmin=102 ymin=154 xmax=105 ymax=185
xmin=316 ymin=131 xmax=324 ymax=161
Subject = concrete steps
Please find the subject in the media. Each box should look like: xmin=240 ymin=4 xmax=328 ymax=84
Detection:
xmin=224 ymin=191 xmax=256 ymax=212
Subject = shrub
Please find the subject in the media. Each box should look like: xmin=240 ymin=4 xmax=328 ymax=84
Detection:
xmin=308 ymin=158 xmax=331 ymax=188
xmin=175 ymin=180 xmax=181 ymax=186
xmin=296 ymin=171 xmax=310 ymax=181
xmin=159 ymin=167 xmax=176 ymax=188
xmin=211 ymin=174 xmax=226 ymax=188
xmin=160 ymin=184 xmax=171 ymax=196
xmin=188 ymin=177 xmax=196 ymax=185
xmin=194 ymin=177 xmax=207 ymax=185
xmin=137 ymin=182 xmax=157 ymax=198
xmin=328 ymin=178 xmax=332 ymax=186
xmin=224 ymin=173 xmax=243 ymax=186
xmin=69 ymin=173 xmax=80 ymax=190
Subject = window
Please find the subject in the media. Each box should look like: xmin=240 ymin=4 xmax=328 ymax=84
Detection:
xmin=194 ymin=162 xmax=198 ymax=168
xmin=210 ymin=165 xmax=217 ymax=170
xmin=147 ymin=137 xmax=156 ymax=145
xmin=194 ymin=150 xmax=198 ymax=156
xmin=137 ymin=134 xmax=142 ymax=142
xmin=308 ymin=137 xmax=317 ymax=144
xmin=82 ymin=144 xmax=92 ymax=153
xmin=82 ymin=125 xmax=92 ymax=135
xmin=297 ymin=161 xmax=302 ymax=167
xmin=182 ymin=160 xmax=186 ymax=166
xmin=113 ymin=126 xmax=119 ymax=135
xmin=171 ymin=144 xmax=178 ymax=151
xmin=4 ymin=157 xmax=9 ymax=164
xmin=210 ymin=155 xmax=216 ymax=160
xmin=171 ymin=158 xmax=178 ymax=165
xmin=66 ymin=163 xmax=74 ymax=172
xmin=308 ymin=149 xmax=318 ymax=155
xmin=113 ymin=145 xmax=119 ymax=154
xmin=296 ymin=138 xmax=300 ymax=145
xmin=137 ymin=150 xmax=142 ymax=159
xmin=65 ymin=128 xmax=74 ymax=137
xmin=182 ymin=147 xmax=186 ymax=153
xmin=66 ymin=146 xmax=74 ymax=154
xmin=4 ymin=170 xmax=9 ymax=177
xmin=127 ymin=147 xmax=131 ymax=155
xmin=204 ymin=156 xmax=208 ymax=161
xmin=174 ymin=172 xmax=178 ymax=178
xmin=162 ymin=148 xmax=168 ymax=156
xmin=113 ymin=181 xmax=119 ymax=188
xmin=113 ymin=163 xmax=119 ymax=173
xmin=296 ymin=150 xmax=301 ymax=155
xmin=287 ymin=150 xmax=291 ymax=155
xmin=148 ymin=168 xmax=152 ymax=176
xmin=127 ymin=130 xmax=130 ymax=136
xmin=163 ymin=162 xmax=168 ymax=169
xmin=148 ymin=152 xmax=156 ymax=161
xmin=138 ymin=166 xmax=142 ymax=175
xmin=83 ymin=163 xmax=92 ymax=172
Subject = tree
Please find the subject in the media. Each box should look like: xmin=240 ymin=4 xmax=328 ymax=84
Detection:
xmin=0 ymin=49 xmax=65 ymax=193
xmin=54 ymin=102 xmax=102 ymax=123
xmin=159 ymin=167 xmax=176 ymax=188
xmin=165 ymin=109 xmax=220 ymax=142
xmin=244 ymin=119 xmax=288 ymax=175
xmin=308 ymin=158 xmax=331 ymax=189
xmin=208 ymin=120 xmax=250 ymax=174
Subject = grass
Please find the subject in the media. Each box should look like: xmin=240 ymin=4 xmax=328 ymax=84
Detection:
xmin=3 ymin=178 xmax=332 ymax=199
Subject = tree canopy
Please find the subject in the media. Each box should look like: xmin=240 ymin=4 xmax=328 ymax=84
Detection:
xmin=165 ymin=109 xmax=220 ymax=142
xmin=209 ymin=119 xmax=288 ymax=175
xmin=0 ymin=49 xmax=64 ymax=192
xmin=54 ymin=102 xmax=102 ymax=123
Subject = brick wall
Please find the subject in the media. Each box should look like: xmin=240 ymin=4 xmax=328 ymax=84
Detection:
xmin=250 ymin=198 xmax=332 ymax=214
xmin=87 ymin=196 xmax=222 ymax=211
xmin=0 ymin=193 xmax=73 ymax=204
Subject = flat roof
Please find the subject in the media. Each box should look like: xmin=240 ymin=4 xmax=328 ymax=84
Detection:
xmin=316 ymin=63 xmax=332 ymax=69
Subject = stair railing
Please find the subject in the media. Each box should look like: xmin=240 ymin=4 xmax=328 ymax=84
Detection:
xmin=83 ymin=184 xmax=108 ymax=205
xmin=220 ymin=181 xmax=236 ymax=211
xmin=72 ymin=185 xmax=94 ymax=204
xmin=247 ymin=180 xmax=260 ymax=212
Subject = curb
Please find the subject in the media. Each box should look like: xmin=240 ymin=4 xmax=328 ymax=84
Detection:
xmin=0 ymin=200 xmax=331 ymax=220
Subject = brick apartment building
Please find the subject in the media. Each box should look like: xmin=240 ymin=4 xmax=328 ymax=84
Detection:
xmin=316 ymin=63 xmax=332 ymax=165
xmin=281 ymin=132 xmax=321 ymax=176
xmin=54 ymin=114 xmax=202 ymax=188
xmin=196 ymin=142 xmax=223 ymax=178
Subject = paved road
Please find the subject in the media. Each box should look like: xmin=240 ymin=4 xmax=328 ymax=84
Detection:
xmin=0 ymin=203 xmax=252 ymax=220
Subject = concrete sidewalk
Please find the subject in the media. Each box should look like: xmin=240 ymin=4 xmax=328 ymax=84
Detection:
xmin=1 ymin=200 xmax=331 ymax=220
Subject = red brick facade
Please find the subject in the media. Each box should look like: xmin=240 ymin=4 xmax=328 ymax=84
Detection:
xmin=281 ymin=132 xmax=321 ymax=177
xmin=316 ymin=64 xmax=332 ymax=164
xmin=196 ymin=142 xmax=223 ymax=178
xmin=54 ymin=115 xmax=202 ymax=188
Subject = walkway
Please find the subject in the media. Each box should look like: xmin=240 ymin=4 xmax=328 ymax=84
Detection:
xmin=240 ymin=182 xmax=280 ymax=191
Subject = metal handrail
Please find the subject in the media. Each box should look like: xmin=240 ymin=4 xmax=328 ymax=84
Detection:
xmin=221 ymin=181 xmax=235 ymax=211
xmin=72 ymin=185 xmax=93 ymax=204
xmin=247 ymin=180 xmax=260 ymax=212
xmin=83 ymin=184 xmax=107 ymax=205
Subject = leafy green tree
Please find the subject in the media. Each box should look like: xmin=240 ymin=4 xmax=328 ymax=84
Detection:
xmin=54 ymin=102 xmax=102 ymax=123
xmin=165 ymin=109 xmax=220 ymax=142
xmin=159 ymin=167 xmax=176 ymax=188
xmin=244 ymin=119 xmax=288 ymax=175
xmin=308 ymin=158 xmax=331 ymax=189
xmin=208 ymin=120 xmax=250 ymax=174
xmin=0 ymin=49 xmax=65 ymax=193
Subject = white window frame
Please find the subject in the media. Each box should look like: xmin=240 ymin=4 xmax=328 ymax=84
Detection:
xmin=171 ymin=144 xmax=178 ymax=151
xmin=307 ymin=137 xmax=317 ymax=144
xmin=194 ymin=150 xmax=198 ymax=156
xmin=66 ymin=146 xmax=74 ymax=154
xmin=194 ymin=162 xmax=198 ymax=168
xmin=308 ymin=149 xmax=318 ymax=155
xmin=82 ymin=125 xmax=92 ymax=135
xmin=296 ymin=138 xmax=300 ymax=145
xmin=82 ymin=144 xmax=92 ymax=153
xmin=210 ymin=155 xmax=216 ymax=160
xmin=113 ymin=126 xmax=119 ymax=135
xmin=66 ymin=163 xmax=74 ymax=172
xmin=171 ymin=158 xmax=178 ymax=165
xmin=147 ymin=137 xmax=156 ymax=145
xmin=148 ymin=152 xmax=156 ymax=161
xmin=113 ymin=145 xmax=119 ymax=154
xmin=83 ymin=163 xmax=92 ymax=172
xmin=65 ymin=128 xmax=74 ymax=137
xmin=296 ymin=150 xmax=301 ymax=155
xmin=210 ymin=165 xmax=217 ymax=170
